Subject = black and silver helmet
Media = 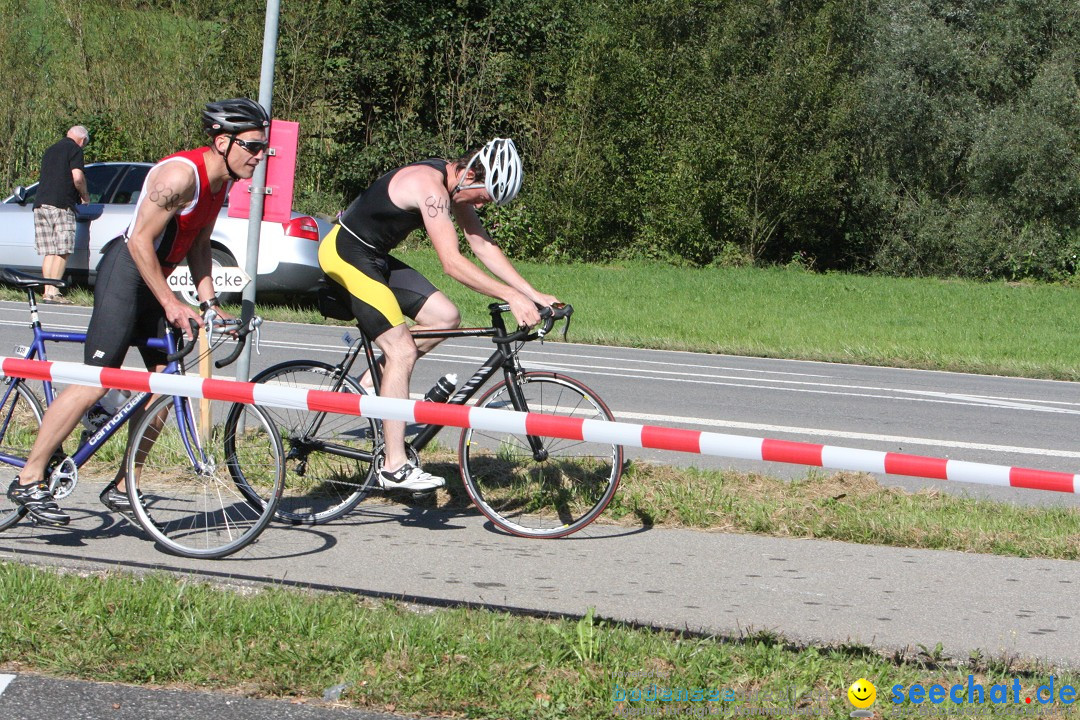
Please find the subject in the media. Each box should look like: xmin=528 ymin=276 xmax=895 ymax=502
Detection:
xmin=202 ymin=98 xmax=270 ymax=137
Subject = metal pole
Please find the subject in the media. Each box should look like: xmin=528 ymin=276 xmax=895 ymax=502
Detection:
xmin=236 ymin=0 xmax=280 ymax=382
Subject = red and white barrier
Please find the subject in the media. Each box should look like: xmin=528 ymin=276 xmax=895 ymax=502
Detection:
xmin=3 ymin=356 xmax=1077 ymax=494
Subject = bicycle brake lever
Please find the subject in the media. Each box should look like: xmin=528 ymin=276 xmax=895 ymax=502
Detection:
xmin=203 ymin=308 xmax=219 ymax=344
xmin=251 ymin=317 xmax=263 ymax=355
xmin=536 ymin=306 xmax=555 ymax=342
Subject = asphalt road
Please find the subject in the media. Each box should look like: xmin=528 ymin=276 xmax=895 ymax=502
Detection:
xmin=0 ymin=672 xmax=430 ymax=720
xmin=5 ymin=300 xmax=1079 ymax=506
xmin=0 ymin=300 xmax=1078 ymax=693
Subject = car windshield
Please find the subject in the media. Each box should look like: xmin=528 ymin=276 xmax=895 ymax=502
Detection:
xmin=6 ymin=164 xmax=124 ymax=204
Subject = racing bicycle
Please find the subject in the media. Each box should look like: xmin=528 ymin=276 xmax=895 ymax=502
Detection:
xmin=226 ymin=301 xmax=623 ymax=538
xmin=0 ymin=268 xmax=284 ymax=558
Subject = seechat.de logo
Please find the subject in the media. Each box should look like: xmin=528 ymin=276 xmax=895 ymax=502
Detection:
xmin=848 ymin=678 xmax=877 ymax=718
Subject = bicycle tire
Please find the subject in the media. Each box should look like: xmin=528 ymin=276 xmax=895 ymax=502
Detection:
xmin=125 ymin=394 xmax=284 ymax=558
xmin=0 ymin=380 xmax=43 ymax=531
xmin=459 ymin=372 xmax=623 ymax=538
xmin=230 ymin=360 xmax=380 ymax=525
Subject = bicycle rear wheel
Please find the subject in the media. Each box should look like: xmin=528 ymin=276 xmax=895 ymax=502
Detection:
xmin=0 ymin=380 xmax=43 ymax=531
xmin=231 ymin=360 xmax=380 ymax=525
xmin=459 ymin=372 xmax=623 ymax=538
xmin=126 ymin=394 xmax=284 ymax=558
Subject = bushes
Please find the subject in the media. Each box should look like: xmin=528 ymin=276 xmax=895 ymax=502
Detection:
xmin=850 ymin=0 xmax=1080 ymax=280
xmin=3 ymin=0 xmax=1080 ymax=281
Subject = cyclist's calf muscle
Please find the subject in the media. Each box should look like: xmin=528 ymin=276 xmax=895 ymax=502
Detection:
xmin=19 ymin=384 xmax=107 ymax=485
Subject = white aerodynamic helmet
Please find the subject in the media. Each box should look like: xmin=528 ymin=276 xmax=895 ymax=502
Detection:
xmin=457 ymin=138 xmax=523 ymax=205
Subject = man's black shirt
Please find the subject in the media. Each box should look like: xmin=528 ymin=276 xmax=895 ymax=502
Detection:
xmin=34 ymin=137 xmax=84 ymax=210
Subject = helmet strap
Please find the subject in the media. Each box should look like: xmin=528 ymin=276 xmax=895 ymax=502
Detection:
xmin=451 ymin=163 xmax=484 ymax=198
xmin=214 ymin=135 xmax=242 ymax=181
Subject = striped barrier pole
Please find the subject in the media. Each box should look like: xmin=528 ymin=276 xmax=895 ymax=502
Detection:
xmin=2 ymin=356 xmax=1077 ymax=494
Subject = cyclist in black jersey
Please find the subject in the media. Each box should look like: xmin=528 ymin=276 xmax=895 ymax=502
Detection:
xmin=320 ymin=138 xmax=558 ymax=492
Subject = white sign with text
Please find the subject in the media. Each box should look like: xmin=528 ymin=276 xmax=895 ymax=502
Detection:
xmin=167 ymin=266 xmax=251 ymax=294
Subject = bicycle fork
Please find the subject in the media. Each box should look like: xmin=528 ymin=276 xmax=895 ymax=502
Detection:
xmin=504 ymin=370 xmax=550 ymax=462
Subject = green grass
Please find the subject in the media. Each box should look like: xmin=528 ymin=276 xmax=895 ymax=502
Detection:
xmin=6 ymin=260 xmax=1080 ymax=713
xmin=420 ymin=256 xmax=1080 ymax=381
xmin=7 ymin=255 xmax=1077 ymax=378
xmin=2 ymin=562 xmax=1078 ymax=720
xmin=606 ymin=467 xmax=1080 ymax=559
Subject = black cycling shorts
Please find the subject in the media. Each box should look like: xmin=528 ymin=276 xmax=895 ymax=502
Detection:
xmin=84 ymin=238 xmax=170 ymax=368
xmin=318 ymin=225 xmax=439 ymax=339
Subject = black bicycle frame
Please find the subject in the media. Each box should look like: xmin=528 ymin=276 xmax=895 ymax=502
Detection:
xmin=311 ymin=304 xmax=542 ymax=460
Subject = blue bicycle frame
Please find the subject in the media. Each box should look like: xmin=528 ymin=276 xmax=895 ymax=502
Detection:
xmin=0 ymin=315 xmax=202 ymax=472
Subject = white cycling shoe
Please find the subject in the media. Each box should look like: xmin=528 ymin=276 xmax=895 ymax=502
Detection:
xmin=378 ymin=462 xmax=446 ymax=492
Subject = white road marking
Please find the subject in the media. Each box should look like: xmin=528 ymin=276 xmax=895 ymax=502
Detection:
xmin=0 ymin=674 xmax=15 ymax=697
xmin=445 ymin=343 xmax=837 ymax=378
xmin=614 ymin=409 xmax=1080 ymax=459
xmin=0 ymin=319 xmax=87 ymax=333
xmin=519 ymin=362 xmax=1080 ymax=415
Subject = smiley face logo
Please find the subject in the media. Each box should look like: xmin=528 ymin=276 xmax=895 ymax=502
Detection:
xmin=848 ymin=678 xmax=876 ymax=709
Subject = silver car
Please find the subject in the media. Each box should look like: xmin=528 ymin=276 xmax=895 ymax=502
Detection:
xmin=0 ymin=161 xmax=329 ymax=304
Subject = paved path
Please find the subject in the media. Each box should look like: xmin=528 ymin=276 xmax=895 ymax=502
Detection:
xmin=0 ymin=671 xmax=428 ymax=720
xmin=1 ymin=489 xmax=1077 ymax=670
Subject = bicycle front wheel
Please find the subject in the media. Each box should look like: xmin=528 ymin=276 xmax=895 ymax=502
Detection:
xmin=126 ymin=394 xmax=284 ymax=558
xmin=232 ymin=360 xmax=380 ymax=525
xmin=459 ymin=372 xmax=623 ymax=538
xmin=0 ymin=380 xmax=43 ymax=531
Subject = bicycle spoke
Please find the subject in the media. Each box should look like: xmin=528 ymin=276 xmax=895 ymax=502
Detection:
xmin=0 ymin=382 xmax=43 ymax=532
xmin=460 ymin=373 xmax=623 ymax=538
xmin=230 ymin=361 xmax=378 ymax=525
xmin=128 ymin=396 xmax=284 ymax=558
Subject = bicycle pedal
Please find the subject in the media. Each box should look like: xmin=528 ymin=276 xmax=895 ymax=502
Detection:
xmin=374 ymin=485 xmax=435 ymax=500
xmin=26 ymin=513 xmax=69 ymax=528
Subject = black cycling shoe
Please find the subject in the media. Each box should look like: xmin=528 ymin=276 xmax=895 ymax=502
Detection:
xmin=100 ymin=483 xmax=163 ymax=532
xmin=7 ymin=478 xmax=70 ymax=526
xmin=99 ymin=484 xmax=143 ymax=525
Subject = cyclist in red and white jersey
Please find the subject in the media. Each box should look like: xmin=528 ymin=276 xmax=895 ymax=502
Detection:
xmin=7 ymin=98 xmax=270 ymax=526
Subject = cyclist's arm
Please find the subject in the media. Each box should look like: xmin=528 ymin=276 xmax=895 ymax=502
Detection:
xmin=416 ymin=197 xmax=537 ymax=326
xmin=126 ymin=162 xmax=204 ymax=336
xmin=184 ymin=226 xmax=223 ymax=309
xmin=453 ymin=204 xmax=559 ymax=309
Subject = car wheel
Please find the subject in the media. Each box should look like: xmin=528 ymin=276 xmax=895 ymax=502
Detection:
xmin=173 ymin=248 xmax=242 ymax=306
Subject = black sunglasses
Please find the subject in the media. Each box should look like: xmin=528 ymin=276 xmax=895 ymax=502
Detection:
xmin=233 ymin=137 xmax=269 ymax=155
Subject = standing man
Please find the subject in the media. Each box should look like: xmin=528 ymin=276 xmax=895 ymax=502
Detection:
xmin=320 ymin=138 xmax=558 ymax=492
xmin=6 ymin=99 xmax=270 ymax=525
xmin=34 ymin=125 xmax=91 ymax=303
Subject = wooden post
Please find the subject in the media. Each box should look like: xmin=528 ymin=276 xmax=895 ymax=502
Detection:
xmin=199 ymin=326 xmax=211 ymax=438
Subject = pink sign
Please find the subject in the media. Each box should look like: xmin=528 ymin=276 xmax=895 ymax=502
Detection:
xmin=227 ymin=118 xmax=299 ymax=223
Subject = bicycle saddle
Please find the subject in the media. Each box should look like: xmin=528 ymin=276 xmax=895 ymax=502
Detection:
xmin=0 ymin=268 xmax=67 ymax=290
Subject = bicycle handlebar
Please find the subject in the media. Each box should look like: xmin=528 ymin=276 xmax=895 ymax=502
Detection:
xmin=214 ymin=308 xmax=263 ymax=369
xmin=493 ymin=303 xmax=574 ymax=344
xmin=165 ymin=320 xmax=201 ymax=362
xmin=163 ymin=308 xmax=263 ymax=367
